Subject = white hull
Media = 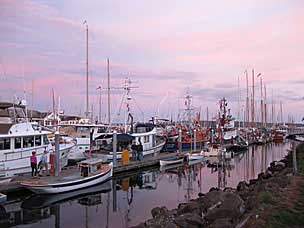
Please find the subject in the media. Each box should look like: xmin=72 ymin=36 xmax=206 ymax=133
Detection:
xmin=21 ymin=163 xmax=113 ymax=194
xmin=160 ymin=158 xmax=184 ymax=166
xmin=67 ymin=137 xmax=90 ymax=161
xmin=203 ymin=147 xmax=222 ymax=157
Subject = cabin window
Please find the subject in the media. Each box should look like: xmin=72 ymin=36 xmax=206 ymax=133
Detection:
xmin=15 ymin=137 xmax=22 ymax=149
xmin=144 ymin=136 xmax=149 ymax=143
xmin=79 ymin=147 xmax=83 ymax=149
xmin=43 ymin=135 xmax=49 ymax=145
xmin=23 ymin=136 xmax=34 ymax=148
xmin=0 ymin=138 xmax=10 ymax=150
xmin=35 ymin=136 xmax=42 ymax=146
xmin=97 ymin=128 xmax=106 ymax=133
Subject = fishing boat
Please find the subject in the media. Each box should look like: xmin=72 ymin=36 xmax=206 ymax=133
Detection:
xmin=159 ymin=156 xmax=184 ymax=166
xmin=0 ymin=102 xmax=74 ymax=180
xmin=21 ymin=180 xmax=112 ymax=209
xmin=60 ymin=123 xmax=111 ymax=162
xmin=20 ymin=159 xmax=113 ymax=194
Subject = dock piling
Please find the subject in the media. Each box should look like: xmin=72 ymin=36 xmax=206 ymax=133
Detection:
xmin=113 ymin=131 xmax=117 ymax=167
xmin=55 ymin=131 xmax=60 ymax=177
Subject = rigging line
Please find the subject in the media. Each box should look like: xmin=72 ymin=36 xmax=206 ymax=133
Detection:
xmin=132 ymin=96 xmax=145 ymax=120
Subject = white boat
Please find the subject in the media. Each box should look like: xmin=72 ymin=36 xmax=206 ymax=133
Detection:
xmin=60 ymin=123 xmax=111 ymax=162
xmin=187 ymin=152 xmax=204 ymax=160
xmin=92 ymin=123 xmax=166 ymax=160
xmin=20 ymin=159 xmax=113 ymax=194
xmin=0 ymin=102 xmax=76 ymax=180
xmin=159 ymin=157 xmax=184 ymax=166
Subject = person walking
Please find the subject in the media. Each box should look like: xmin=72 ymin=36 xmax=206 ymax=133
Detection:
xmin=30 ymin=151 xmax=38 ymax=177
xmin=39 ymin=150 xmax=49 ymax=176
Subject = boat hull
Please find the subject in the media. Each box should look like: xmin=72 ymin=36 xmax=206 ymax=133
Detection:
xmin=21 ymin=163 xmax=113 ymax=194
xmin=159 ymin=158 xmax=184 ymax=166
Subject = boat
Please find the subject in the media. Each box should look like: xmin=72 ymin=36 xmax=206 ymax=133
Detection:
xmin=159 ymin=156 xmax=184 ymax=166
xmin=0 ymin=102 xmax=74 ymax=180
xmin=60 ymin=123 xmax=111 ymax=162
xmin=21 ymin=180 xmax=112 ymax=209
xmin=20 ymin=159 xmax=113 ymax=194
xmin=91 ymin=123 xmax=166 ymax=161
xmin=187 ymin=152 xmax=204 ymax=160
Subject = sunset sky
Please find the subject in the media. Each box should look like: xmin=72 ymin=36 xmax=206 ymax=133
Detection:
xmin=0 ymin=0 xmax=303 ymax=122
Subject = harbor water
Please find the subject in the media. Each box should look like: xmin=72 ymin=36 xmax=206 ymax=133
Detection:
xmin=1 ymin=142 xmax=290 ymax=228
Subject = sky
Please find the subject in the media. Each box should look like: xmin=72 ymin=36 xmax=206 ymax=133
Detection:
xmin=0 ymin=0 xmax=303 ymax=123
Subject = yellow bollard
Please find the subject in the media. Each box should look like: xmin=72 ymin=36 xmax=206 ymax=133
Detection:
xmin=122 ymin=149 xmax=130 ymax=165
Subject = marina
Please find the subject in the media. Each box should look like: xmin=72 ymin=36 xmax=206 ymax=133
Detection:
xmin=1 ymin=1 xmax=304 ymax=227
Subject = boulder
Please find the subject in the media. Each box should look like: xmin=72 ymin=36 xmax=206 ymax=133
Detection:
xmin=174 ymin=213 xmax=205 ymax=228
xmin=177 ymin=201 xmax=201 ymax=215
xmin=205 ymin=192 xmax=244 ymax=223
xmin=151 ymin=206 xmax=169 ymax=218
xmin=209 ymin=218 xmax=233 ymax=228
xmin=237 ymin=181 xmax=249 ymax=192
xmin=198 ymin=190 xmax=226 ymax=212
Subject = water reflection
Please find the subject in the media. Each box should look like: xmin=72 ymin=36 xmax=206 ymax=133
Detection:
xmin=0 ymin=142 xmax=290 ymax=228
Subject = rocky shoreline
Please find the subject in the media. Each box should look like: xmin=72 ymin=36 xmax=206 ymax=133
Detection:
xmin=132 ymin=147 xmax=297 ymax=228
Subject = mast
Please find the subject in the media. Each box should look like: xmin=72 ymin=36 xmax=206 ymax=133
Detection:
xmin=252 ymin=69 xmax=255 ymax=128
xmin=237 ymin=75 xmax=240 ymax=128
xmin=245 ymin=70 xmax=249 ymax=128
xmin=264 ymin=85 xmax=267 ymax=127
xmin=31 ymin=80 xmax=34 ymax=119
xmin=206 ymin=106 xmax=209 ymax=128
xmin=259 ymin=75 xmax=263 ymax=127
xmin=84 ymin=21 xmax=89 ymax=119
xmin=107 ymin=58 xmax=111 ymax=124
xmin=280 ymin=100 xmax=283 ymax=125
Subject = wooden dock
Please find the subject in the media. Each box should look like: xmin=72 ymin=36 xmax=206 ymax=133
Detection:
xmin=0 ymin=152 xmax=189 ymax=194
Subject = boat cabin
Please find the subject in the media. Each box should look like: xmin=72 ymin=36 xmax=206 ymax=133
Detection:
xmin=78 ymin=159 xmax=108 ymax=177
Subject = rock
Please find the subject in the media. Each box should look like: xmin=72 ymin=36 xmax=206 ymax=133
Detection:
xmin=224 ymin=187 xmax=236 ymax=193
xmin=151 ymin=206 xmax=168 ymax=218
xmin=209 ymin=218 xmax=233 ymax=228
xmin=198 ymin=190 xmax=226 ymax=212
xmin=205 ymin=192 xmax=244 ymax=223
xmin=174 ymin=213 xmax=205 ymax=228
xmin=177 ymin=201 xmax=201 ymax=215
xmin=209 ymin=187 xmax=219 ymax=192
xmin=263 ymin=169 xmax=273 ymax=179
xmin=249 ymin=179 xmax=258 ymax=185
xmin=198 ymin=192 xmax=205 ymax=198
xmin=237 ymin=181 xmax=248 ymax=192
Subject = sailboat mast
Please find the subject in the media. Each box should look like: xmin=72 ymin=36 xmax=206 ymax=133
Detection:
xmin=107 ymin=58 xmax=111 ymax=124
xmin=237 ymin=75 xmax=240 ymax=128
xmin=252 ymin=69 xmax=255 ymax=128
xmin=245 ymin=70 xmax=249 ymax=128
xmin=85 ymin=23 xmax=89 ymax=119
xmin=31 ymin=79 xmax=34 ymax=119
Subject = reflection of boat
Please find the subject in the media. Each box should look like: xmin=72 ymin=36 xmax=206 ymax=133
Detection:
xmin=21 ymin=180 xmax=112 ymax=209
xmin=20 ymin=159 xmax=113 ymax=194
xmin=159 ymin=162 xmax=184 ymax=172
xmin=187 ymin=152 xmax=204 ymax=160
xmin=159 ymin=157 xmax=184 ymax=166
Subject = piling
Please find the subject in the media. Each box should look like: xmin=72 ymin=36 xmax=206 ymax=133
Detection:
xmin=178 ymin=129 xmax=182 ymax=153
xmin=194 ymin=129 xmax=197 ymax=151
xmin=113 ymin=131 xmax=117 ymax=167
xmin=292 ymin=142 xmax=298 ymax=175
xmin=55 ymin=131 xmax=60 ymax=177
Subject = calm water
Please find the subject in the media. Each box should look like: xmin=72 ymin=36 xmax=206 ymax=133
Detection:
xmin=1 ymin=142 xmax=290 ymax=228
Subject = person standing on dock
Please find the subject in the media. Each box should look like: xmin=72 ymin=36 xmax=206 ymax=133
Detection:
xmin=30 ymin=151 xmax=38 ymax=177
xmin=39 ymin=150 xmax=49 ymax=176
xmin=131 ymin=140 xmax=137 ymax=161
xmin=137 ymin=139 xmax=143 ymax=161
